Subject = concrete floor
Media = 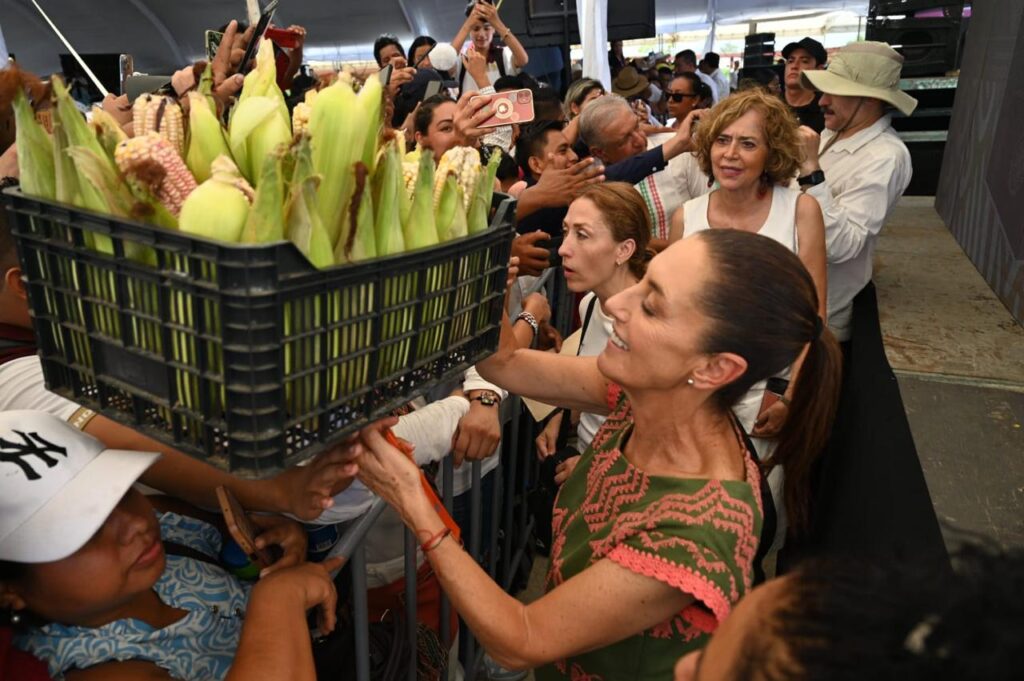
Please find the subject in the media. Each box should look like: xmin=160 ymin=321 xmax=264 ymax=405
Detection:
xmin=875 ymin=196 xmax=1024 ymax=550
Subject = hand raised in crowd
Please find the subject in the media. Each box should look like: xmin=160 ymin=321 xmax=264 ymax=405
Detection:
xmin=248 ymin=513 xmax=310 ymax=577
xmin=554 ymin=454 xmax=580 ymax=485
xmin=453 ymin=90 xmax=495 ymax=145
xmin=252 ymin=555 xmax=344 ymax=635
xmin=511 ymin=231 xmax=551 ymax=276
xmin=386 ymin=56 xmax=416 ymax=97
xmin=209 ymin=19 xmax=251 ymax=109
xmin=663 ymin=108 xmax=706 ymax=160
xmin=285 ymin=24 xmax=307 ymax=50
xmin=451 ymin=395 xmax=502 ymax=465
xmin=471 ymin=0 xmax=508 ymax=32
xmin=534 ymin=156 xmax=605 ymax=201
xmin=535 ymin=410 xmax=562 ymax=460
xmin=269 ymin=436 xmax=362 ymax=520
xmin=462 ymin=46 xmax=490 ymax=87
xmin=797 ymin=125 xmax=822 ymax=177
xmin=752 ymin=400 xmax=788 ymax=439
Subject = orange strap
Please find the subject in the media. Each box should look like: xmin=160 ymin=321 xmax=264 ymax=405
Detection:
xmin=384 ymin=429 xmax=462 ymax=543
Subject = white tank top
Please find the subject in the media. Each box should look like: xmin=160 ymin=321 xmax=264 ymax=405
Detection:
xmin=680 ymin=185 xmax=804 ymax=459
xmin=681 ymin=185 xmax=801 ymax=253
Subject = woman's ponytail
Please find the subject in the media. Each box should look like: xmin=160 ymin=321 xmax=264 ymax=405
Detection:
xmin=767 ymin=324 xmax=843 ymax=536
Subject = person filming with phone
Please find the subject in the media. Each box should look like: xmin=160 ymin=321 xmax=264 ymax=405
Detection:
xmin=452 ymin=1 xmax=528 ymax=95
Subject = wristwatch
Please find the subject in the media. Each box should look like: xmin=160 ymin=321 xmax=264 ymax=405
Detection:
xmin=797 ymin=170 xmax=825 ymax=188
xmin=515 ymin=311 xmax=539 ymax=337
xmin=469 ymin=391 xmax=500 ymax=407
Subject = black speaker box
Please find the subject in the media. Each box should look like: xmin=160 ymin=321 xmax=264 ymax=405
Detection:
xmin=869 ymin=0 xmax=963 ymax=16
xmin=866 ymin=16 xmax=966 ymax=76
xmin=501 ymin=0 xmax=656 ymax=48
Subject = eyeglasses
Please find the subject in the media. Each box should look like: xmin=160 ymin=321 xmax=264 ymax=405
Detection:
xmin=666 ymin=91 xmax=698 ymax=103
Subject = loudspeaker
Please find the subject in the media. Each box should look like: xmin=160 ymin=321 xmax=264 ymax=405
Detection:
xmin=501 ymin=0 xmax=656 ymax=48
xmin=743 ymin=32 xmax=776 ymax=68
xmin=869 ymin=0 xmax=963 ymax=16
xmin=866 ymin=16 xmax=966 ymax=76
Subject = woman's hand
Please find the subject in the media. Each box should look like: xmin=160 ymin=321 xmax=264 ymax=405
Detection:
xmin=473 ymin=1 xmax=507 ymax=32
xmin=253 ymin=555 xmax=344 ymax=634
xmin=523 ymin=292 xmax=552 ymax=325
xmin=752 ymin=400 xmax=789 ymax=438
xmin=453 ymin=90 xmax=494 ymax=145
xmin=535 ymin=411 xmax=563 ymax=460
xmin=250 ymin=514 xmax=309 ymax=577
xmin=554 ymin=455 xmax=580 ymax=485
xmin=269 ymin=437 xmax=363 ymax=520
xmin=356 ymin=419 xmax=431 ymax=523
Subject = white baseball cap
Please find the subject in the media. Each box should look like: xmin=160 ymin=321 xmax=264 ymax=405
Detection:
xmin=0 ymin=411 xmax=161 ymax=563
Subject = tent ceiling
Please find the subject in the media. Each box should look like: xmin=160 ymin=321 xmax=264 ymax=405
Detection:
xmin=3 ymin=0 xmax=866 ymax=77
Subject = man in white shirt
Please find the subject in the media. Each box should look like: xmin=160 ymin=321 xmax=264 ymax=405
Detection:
xmin=699 ymin=52 xmax=730 ymax=102
xmin=795 ymin=41 xmax=918 ymax=342
xmin=674 ymin=49 xmax=719 ymax=103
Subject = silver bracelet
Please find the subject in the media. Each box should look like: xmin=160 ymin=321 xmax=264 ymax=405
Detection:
xmin=515 ymin=311 xmax=538 ymax=337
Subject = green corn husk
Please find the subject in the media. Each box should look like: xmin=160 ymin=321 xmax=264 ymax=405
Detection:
xmin=228 ymin=95 xmax=291 ymax=186
xmin=357 ymin=75 xmax=383 ymax=176
xmin=335 ymin=162 xmax=376 ymax=264
xmin=468 ymin=148 xmax=502 ymax=234
xmin=373 ymin=139 xmax=406 ymax=256
xmin=435 ymin=174 xmax=468 ymax=243
xmin=404 ymin=151 xmax=438 ymax=251
xmin=241 ymin=147 xmax=286 ymax=244
xmin=240 ymin=39 xmax=290 ymax=124
xmin=309 ymin=80 xmax=368 ymax=248
xmin=12 ymin=89 xmax=55 ymax=200
xmin=89 ymin=107 xmax=129 ymax=159
xmin=179 ymin=156 xmax=251 ymax=242
xmin=186 ymin=92 xmax=232 ymax=183
xmin=286 ymin=138 xmax=333 ymax=269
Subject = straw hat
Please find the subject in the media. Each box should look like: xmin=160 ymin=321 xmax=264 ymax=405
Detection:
xmin=802 ymin=41 xmax=918 ymax=116
xmin=612 ymin=66 xmax=649 ymax=99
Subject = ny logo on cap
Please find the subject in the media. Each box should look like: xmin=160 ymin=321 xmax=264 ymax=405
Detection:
xmin=0 ymin=430 xmax=68 ymax=481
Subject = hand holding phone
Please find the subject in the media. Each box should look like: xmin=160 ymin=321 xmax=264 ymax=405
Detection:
xmin=238 ymin=0 xmax=280 ymax=75
xmin=469 ymin=88 xmax=535 ymax=128
xmin=216 ymin=486 xmax=278 ymax=569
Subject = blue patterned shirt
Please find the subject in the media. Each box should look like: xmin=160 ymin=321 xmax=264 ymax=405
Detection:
xmin=17 ymin=512 xmax=251 ymax=680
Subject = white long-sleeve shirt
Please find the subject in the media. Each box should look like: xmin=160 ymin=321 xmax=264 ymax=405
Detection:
xmin=805 ymin=114 xmax=912 ymax=341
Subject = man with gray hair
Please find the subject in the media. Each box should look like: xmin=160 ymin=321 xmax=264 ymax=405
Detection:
xmin=577 ymin=93 xmax=697 ymax=185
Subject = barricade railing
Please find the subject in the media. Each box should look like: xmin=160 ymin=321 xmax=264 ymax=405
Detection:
xmin=331 ymin=263 xmax=574 ymax=680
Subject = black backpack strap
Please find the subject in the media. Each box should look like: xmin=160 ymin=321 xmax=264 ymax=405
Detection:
xmin=576 ymin=296 xmax=598 ymax=357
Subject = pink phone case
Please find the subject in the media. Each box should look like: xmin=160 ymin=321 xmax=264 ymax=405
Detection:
xmin=472 ymin=88 xmax=535 ymax=128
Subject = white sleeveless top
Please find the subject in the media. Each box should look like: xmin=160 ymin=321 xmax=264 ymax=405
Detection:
xmin=680 ymin=185 xmax=803 ymax=452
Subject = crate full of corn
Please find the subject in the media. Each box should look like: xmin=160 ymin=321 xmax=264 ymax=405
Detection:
xmin=3 ymin=40 xmax=514 ymax=477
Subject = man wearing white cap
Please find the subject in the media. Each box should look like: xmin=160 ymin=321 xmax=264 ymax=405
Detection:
xmin=795 ymin=41 xmax=918 ymax=343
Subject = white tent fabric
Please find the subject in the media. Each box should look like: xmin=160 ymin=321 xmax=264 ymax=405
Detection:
xmin=578 ymin=0 xmax=611 ymax=90
xmin=3 ymin=0 xmax=866 ymax=77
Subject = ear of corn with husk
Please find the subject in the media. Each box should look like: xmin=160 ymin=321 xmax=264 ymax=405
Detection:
xmin=132 ymin=94 xmax=185 ymax=157
xmin=12 ymin=89 xmax=55 ymax=200
xmin=186 ymin=92 xmax=232 ymax=183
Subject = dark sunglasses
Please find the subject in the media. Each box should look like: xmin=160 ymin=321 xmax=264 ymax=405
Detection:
xmin=666 ymin=91 xmax=698 ymax=103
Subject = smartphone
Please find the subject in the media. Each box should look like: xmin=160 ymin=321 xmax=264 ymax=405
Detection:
xmin=470 ymin=88 xmax=535 ymax=128
xmin=759 ymin=377 xmax=790 ymax=414
xmin=378 ymin=63 xmax=394 ymax=87
xmin=118 ymin=54 xmax=134 ymax=95
xmin=204 ymin=30 xmax=224 ymax=62
xmin=216 ymin=486 xmax=278 ymax=569
xmin=424 ymin=79 xmax=443 ymax=100
xmin=239 ymin=0 xmax=280 ymax=75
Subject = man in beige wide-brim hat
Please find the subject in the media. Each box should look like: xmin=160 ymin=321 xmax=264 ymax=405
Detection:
xmin=794 ymin=41 xmax=918 ymax=343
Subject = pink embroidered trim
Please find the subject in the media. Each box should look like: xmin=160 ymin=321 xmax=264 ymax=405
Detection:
xmin=607 ymin=543 xmax=734 ymax=623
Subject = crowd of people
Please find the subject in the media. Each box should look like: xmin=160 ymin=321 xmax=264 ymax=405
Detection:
xmin=0 ymin=3 xmax=1020 ymax=679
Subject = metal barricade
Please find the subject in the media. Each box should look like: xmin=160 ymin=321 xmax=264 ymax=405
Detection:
xmin=332 ymin=264 xmax=574 ymax=680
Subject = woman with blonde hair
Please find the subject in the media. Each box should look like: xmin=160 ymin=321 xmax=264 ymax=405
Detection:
xmin=670 ymin=88 xmax=826 ymax=558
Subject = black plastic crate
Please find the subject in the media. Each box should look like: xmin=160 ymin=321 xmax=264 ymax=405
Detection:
xmin=3 ymin=189 xmax=515 ymax=477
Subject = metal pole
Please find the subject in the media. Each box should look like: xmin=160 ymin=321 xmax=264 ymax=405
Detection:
xmin=351 ymin=542 xmax=371 ymax=681
xmin=404 ymin=528 xmax=418 ymax=681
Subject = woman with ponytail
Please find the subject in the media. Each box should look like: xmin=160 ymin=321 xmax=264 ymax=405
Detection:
xmin=534 ymin=183 xmax=654 ymax=482
xmin=354 ymin=230 xmax=841 ymax=680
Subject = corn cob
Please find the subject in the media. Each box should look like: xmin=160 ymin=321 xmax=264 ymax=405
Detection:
xmin=404 ymin=150 xmax=438 ymax=251
xmin=468 ymin=148 xmax=502 ymax=234
xmin=241 ymin=147 xmax=286 ymax=244
xmin=89 ymin=107 xmax=129 ymax=160
xmin=286 ymin=136 xmax=334 ymax=269
xmin=292 ymin=102 xmax=312 ymax=136
xmin=228 ymin=95 xmax=291 ymax=186
xmin=179 ymin=156 xmax=251 ymax=242
xmin=373 ymin=139 xmax=405 ymax=256
xmin=12 ymin=88 xmax=55 ymax=200
xmin=335 ymin=162 xmax=376 ymax=264
xmin=132 ymin=94 xmax=185 ymax=157
xmin=115 ymin=134 xmax=198 ymax=217
xmin=186 ymin=92 xmax=232 ymax=184
xmin=433 ymin=147 xmax=481 ymax=214
xmin=435 ymin=174 xmax=468 ymax=243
